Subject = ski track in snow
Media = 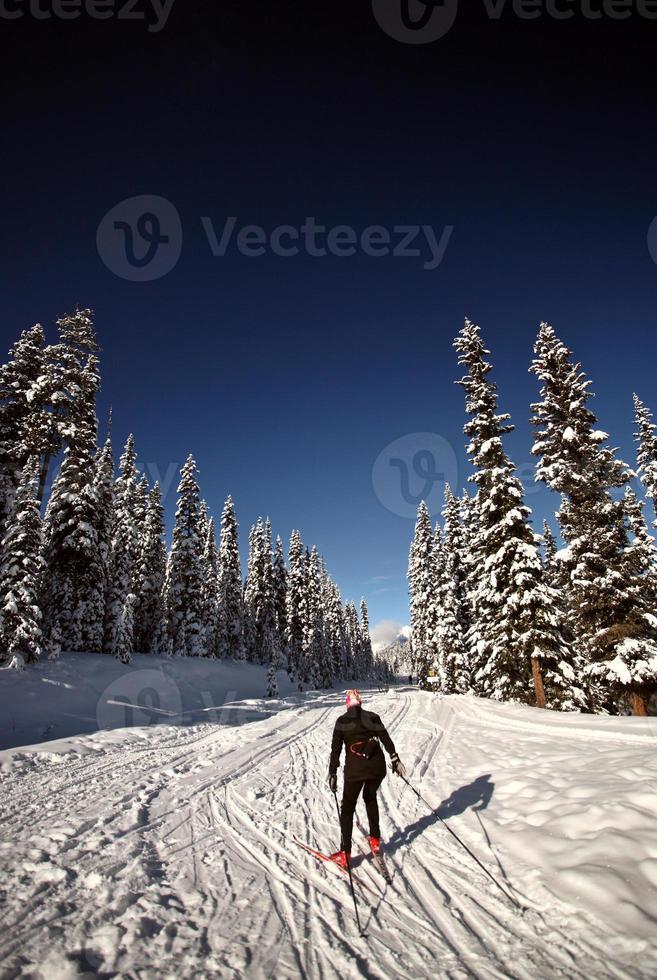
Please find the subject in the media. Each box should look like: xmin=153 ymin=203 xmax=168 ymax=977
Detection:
xmin=1 ymin=689 xmax=656 ymax=979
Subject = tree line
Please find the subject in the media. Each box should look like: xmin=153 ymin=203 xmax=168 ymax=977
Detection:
xmin=408 ymin=320 xmax=657 ymax=716
xmin=0 ymin=308 xmax=386 ymax=693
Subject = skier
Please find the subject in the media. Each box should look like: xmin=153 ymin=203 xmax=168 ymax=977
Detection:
xmin=408 ymin=673 xmax=412 ymax=685
xmin=328 ymin=689 xmax=406 ymax=868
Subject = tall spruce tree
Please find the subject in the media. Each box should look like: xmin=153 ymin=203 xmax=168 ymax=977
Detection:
xmin=166 ymin=456 xmax=205 ymax=656
xmin=273 ymin=535 xmax=288 ymax=667
xmin=217 ymin=495 xmax=244 ymax=660
xmin=0 ymin=324 xmax=47 ymax=532
xmin=200 ymin=516 xmax=219 ymax=657
xmin=359 ymin=598 xmax=374 ymax=679
xmin=633 ymin=394 xmax=657 ymax=526
xmin=134 ymin=482 xmax=168 ymax=653
xmin=531 ymin=323 xmax=656 ymax=713
xmin=408 ymin=501 xmax=436 ymax=688
xmin=286 ymin=530 xmax=305 ymax=684
xmin=435 ymin=486 xmax=469 ymax=694
xmin=456 ymin=319 xmax=577 ymax=708
xmin=43 ymin=444 xmax=100 ymax=652
xmin=0 ymin=461 xmax=44 ymax=666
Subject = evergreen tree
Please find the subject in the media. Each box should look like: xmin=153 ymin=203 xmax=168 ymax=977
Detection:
xmin=134 ymin=482 xmax=168 ymax=653
xmin=260 ymin=518 xmax=280 ymax=671
xmin=217 ymin=495 xmax=244 ymax=660
xmin=542 ymin=519 xmax=557 ymax=567
xmin=38 ymin=309 xmax=100 ymax=505
xmin=589 ymin=488 xmax=657 ymax=715
xmin=408 ymin=501 xmax=436 ymax=688
xmin=435 ymin=486 xmax=469 ymax=694
xmin=105 ymin=503 xmax=136 ymax=658
xmin=243 ymin=520 xmax=263 ymax=662
xmin=633 ymin=394 xmax=657 ymax=525
xmin=166 ymin=456 xmax=205 ymax=656
xmin=0 ymin=324 xmax=47 ymax=531
xmin=273 ymin=535 xmax=288 ymax=667
xmin=286 ymin=530 xmax=305 ymax=684
xmin=0 ymin=461 xmax=44 ymax=666
xmin=531 ymin=323 xmax=655 ymax=712
xmin=456 ymin=319 xmax=577 ymax=708
xmin=359 ymin=598 xmax=374 ymax=678
xmin=301 ymin=547 xmax=325 ymax=688
xmin=43 ymin=444 xmax=100 ymax=652
xmin=200 ymin=516 xmax=219 ymax=657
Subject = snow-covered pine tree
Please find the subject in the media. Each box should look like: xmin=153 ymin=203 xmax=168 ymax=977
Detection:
xmin=114 ymin=435 xmax=142 ymax=580
xmin=458 ymin=489 xmax=479 ymax=689
xmin=113 ymin=593 xmax=135 ymax=665
xmin=273 ymin=535 xmax=288 ymax=667
xmin=345 ymin=602 xmax=362 ymax=680
xmin=359 ymin=598 xmax=374 ymax=679
xmin=456 ymin=319 xmax=578 ymax=709
xmin=134 ymin=482 xmax=168 ymax=654
xmin=286 ymin=530 xmax=305 ymax=684
xmin=592 ymin=488 xmax=657 ymax=715
xmin=408 ymin=501 xmax=436 ymax=689
xmin=217 ymin=495 xmax=244 ymax=660
xmin=435 ymin=485 xmax=469 ymax=694
xmin=633 ymin=394 xmax=657 ymax=526
xmin=104 ymin=437 xmax=142 ymax=656
xmin=260 ymin=518 xmax=280 ymax=671
xmin=324 ymin=578 xmax=346 ymax=680
xmin=200 ymin=516 xmax=219 ymax=658
xmin=42 ymin=444 xmax=101 ymax=652
xmin=243 ymin=519 xmax=263 ymax=663
xmin=92 ymin=433 xmax=115 ymax=612
xmin=530 ymin=323 xmax=656 ymax=713
xmin=300 ymin=546 xmax=323 ymax=688
xmin=53 ymin=309 xmax=100 ymax=452
xmin=0 ymin=324 xmax=47 ymax=532
xmin=105 ymin=501 xmax=137 ymax=659
xmin=0 ymin=461 xmax=44 ymax=666
xmin=166 ymin=455 xmax=205 ymax=656
xmin=542 ymin=519 xmax=557 ymax=567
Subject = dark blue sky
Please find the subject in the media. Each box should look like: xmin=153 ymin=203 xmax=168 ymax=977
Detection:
xmin=2 ymin=2 xmax=657 ymax=630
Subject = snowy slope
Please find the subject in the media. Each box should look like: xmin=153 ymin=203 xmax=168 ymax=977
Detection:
xmin=1 ymin=684 xmax=656 ymax=979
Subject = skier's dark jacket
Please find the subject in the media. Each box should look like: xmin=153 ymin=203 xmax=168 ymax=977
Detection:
xmin=329 ymin=706 xmax=397 ymax=782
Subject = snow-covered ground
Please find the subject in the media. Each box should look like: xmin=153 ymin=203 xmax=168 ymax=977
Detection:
xmin=1 ymin=663 xmax=656 ymax=979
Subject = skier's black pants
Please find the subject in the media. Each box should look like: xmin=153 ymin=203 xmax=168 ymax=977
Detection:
xmin=340 ymin=776 xmax=384 ymax=852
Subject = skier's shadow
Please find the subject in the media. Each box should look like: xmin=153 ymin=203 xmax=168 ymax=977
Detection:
xmin=385 ymin=773 xmax=494 ymax=853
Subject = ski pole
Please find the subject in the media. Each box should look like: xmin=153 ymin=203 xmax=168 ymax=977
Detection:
xmin=331 ymin=789 xmax=365 ymax=936
xmin=395 ymin=771 xmax=524 ymax=911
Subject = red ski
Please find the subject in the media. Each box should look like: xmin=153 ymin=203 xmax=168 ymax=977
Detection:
xmin=292 ymin=836 xmax=379 ymax=896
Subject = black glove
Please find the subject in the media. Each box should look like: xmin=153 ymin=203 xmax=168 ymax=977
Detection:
xmin=391 ymin=754 xmax=407 ymax=778
xmin=329 ymin=773 xmax=338 ymax=793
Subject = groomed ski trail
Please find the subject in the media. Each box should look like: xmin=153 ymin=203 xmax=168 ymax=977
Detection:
xmin=0 ymin=689 xmax=654 ymax=979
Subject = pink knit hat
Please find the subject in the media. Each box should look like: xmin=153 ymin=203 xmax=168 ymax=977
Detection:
xmin=346 ymin=689 xmax=362 ymax=708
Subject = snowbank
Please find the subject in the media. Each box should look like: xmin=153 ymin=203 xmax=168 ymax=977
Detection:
xmin=0 ymin=652 xmax=300 ymax=753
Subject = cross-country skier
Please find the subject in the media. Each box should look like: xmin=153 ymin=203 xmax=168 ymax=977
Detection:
xmin=328 ymin=689 xmax=406 ymax=868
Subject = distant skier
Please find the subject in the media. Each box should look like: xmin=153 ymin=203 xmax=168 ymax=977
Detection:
xmin=328 ymin=689 xmax=406 ymax=868
xmin=408 ymin=674 xmax=412 ymax=685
